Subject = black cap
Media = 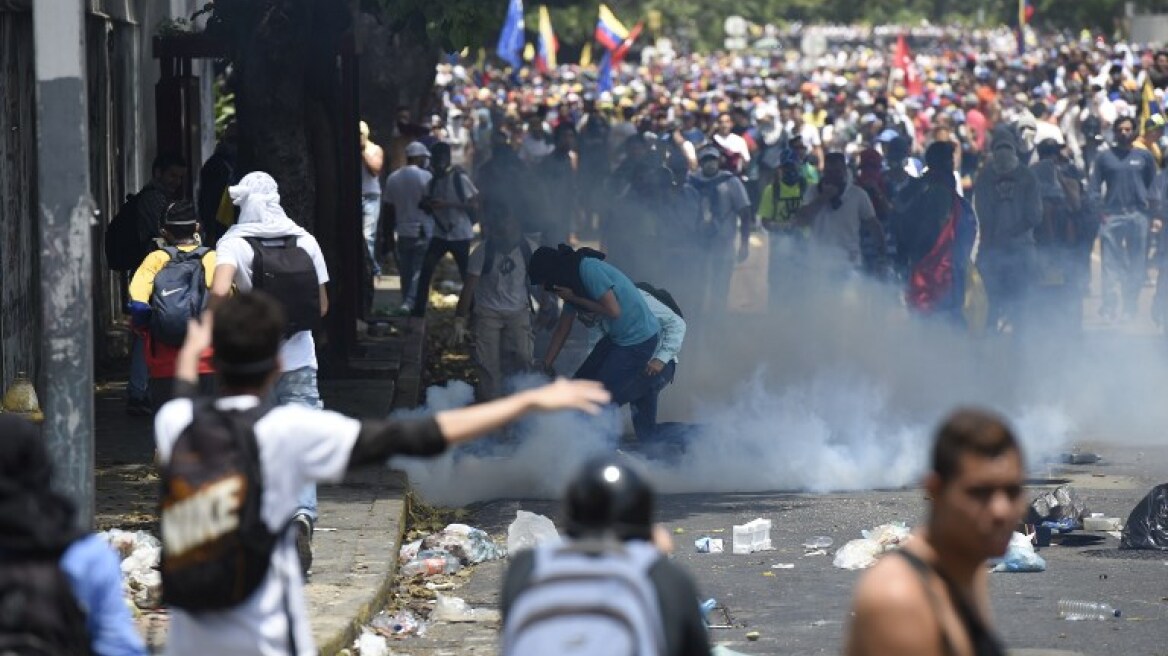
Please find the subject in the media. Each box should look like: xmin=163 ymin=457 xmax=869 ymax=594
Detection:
xmin=563 ymin=456 xmax=653 ymax=541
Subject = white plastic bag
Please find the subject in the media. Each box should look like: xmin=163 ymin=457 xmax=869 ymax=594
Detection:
xmin=990 ymin=532 xmax=1046 ymax=573
xmin=506 ymin=510 xmax=559 ymax=554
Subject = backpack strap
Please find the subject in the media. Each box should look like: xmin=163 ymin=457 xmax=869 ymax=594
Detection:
xmin=161 ymin=245 xmax=180 ymax=260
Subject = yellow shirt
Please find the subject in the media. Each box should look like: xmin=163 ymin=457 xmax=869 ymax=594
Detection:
xmin=129 ymin=243 xmax=217 ymax=306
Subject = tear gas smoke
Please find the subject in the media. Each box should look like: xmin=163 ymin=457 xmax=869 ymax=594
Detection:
xmin=395 ymin=245 xmax=1168 ymax=506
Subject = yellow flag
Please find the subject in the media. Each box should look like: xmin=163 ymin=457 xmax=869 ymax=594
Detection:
xmin=523 ymin=42 xmax=535 ymax=63
xmin=580 ymin=42 xmax=592 ymax=68
xmin=1140 ymin=77 xmax=1155 ymax=136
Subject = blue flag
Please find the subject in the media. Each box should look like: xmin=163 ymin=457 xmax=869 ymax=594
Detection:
xmin=496 ymin=0 xmax=525 ymax=70
xmin=597 ymin=50 xmax=613 ymax=93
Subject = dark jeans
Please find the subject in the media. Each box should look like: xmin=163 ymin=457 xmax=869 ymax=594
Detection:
xmin=411 ymin=237 xmax=470 ymax=317
xmin=574 ymin=334 xmax=660 ymax=418
xmin=628 ymin=360 xmax=676 ymax=440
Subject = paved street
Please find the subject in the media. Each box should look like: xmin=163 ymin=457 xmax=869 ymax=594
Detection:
xmin=387 ymin=443 xmax=1168 ymax=656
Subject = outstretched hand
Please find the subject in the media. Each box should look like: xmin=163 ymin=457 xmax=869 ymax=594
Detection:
xmin=182 ymin=310 xmax=214 ymax=357
xmin=528 ymin=378 xmax=611 ymax=415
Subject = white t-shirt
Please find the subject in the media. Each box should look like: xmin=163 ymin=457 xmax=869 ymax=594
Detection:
xmin=215 ymin=234 xmax=330 ymax=372
xmin=804 ymin=183 xmax=876 ymax=263
xmin=382 ymin=165 xmax=434 ymax=238
xmin=155 ymin=396 xmax=360 ymax=656
xmin=467 ymin=238 xmax=538 ymax=313
xmin=430 ymin=170 xmax=478 ymax=241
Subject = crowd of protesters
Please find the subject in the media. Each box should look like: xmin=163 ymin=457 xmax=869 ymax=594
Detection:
xmin=362 ymin=26 xmax=1168 ymax=360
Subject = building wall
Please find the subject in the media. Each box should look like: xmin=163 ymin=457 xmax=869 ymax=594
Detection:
xmin=0 ymin=11 xmax=41 ymax=390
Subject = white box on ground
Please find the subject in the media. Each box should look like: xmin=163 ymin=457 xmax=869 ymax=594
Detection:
xmin=733 ymin=518 xmax=774 ymax=554
xmin=1083 ymin=516 xmax=1122 ymax=531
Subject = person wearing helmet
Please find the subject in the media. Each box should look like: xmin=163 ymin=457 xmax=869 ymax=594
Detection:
xmin=501 ymin=456 xmax=711 ymax=656
xmin=758 ymin=149 xmax=810 ymax=311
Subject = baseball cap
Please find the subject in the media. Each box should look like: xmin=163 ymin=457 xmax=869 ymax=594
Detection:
xmin=405 ymin=141 xmax=430 ymax=158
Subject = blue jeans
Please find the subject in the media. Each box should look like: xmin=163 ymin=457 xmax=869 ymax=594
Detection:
xmin=396 ymin=235 xmax=428 ymax=310
xmin=129 ymin=332 xmax=149 ymax=401
xmin=574 ymin=334 xmax=660 ymax=407
xmin=362 ymin=194 xmax=382 ymax=276
xmin=1099 ymin=211 xmax=1149 ymax=315
xmin=273 ymin=366 xmax=322 ymax=522
xmin=628 ymin=360 xmax=676 ymax=440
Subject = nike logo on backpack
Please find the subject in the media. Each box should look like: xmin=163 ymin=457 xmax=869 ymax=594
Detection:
xmin=161 ymin=288 xmax=182 ymax=297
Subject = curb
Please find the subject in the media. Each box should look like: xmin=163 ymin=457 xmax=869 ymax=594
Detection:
xmin=316 ymin=314 xmax=427 ymax=655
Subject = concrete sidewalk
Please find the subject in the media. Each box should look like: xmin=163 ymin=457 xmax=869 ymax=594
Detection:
xmin=94 ymin=296 xmax=426 ymax=655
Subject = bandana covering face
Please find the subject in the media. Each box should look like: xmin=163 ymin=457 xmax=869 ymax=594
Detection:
xmin=222 ymin=171 xmax=310 ymax=240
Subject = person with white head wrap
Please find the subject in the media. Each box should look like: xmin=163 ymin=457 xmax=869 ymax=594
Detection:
xmin=209 ymin=170 xmax=332 ymax=575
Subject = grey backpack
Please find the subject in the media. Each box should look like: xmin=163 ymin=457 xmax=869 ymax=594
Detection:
xmin=150 ymin=246 xmax=210 ymax=346
xmin=502 ymin=539 xmax=666 ymax=656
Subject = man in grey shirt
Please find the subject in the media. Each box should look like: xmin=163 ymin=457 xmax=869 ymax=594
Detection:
xmin=1089 ymin=115 xmax=1158 ymax=321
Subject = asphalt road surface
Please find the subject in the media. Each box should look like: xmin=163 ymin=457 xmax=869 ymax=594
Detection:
xmin=392 ymin=443 xmax=1168 ymax=656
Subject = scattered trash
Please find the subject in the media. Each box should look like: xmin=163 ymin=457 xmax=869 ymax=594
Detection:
xmin=1040 ymin=517 xmax=1078 ymax=532
xmin=399 ymin=539 xmax=423 ymax=563
xmin=711 ymin=646 xmax=752 ymax=656
xmin=355 ymin=629 xmax=390 ymax=656
xmin=732 ymin=518 xmax=773 ymax=554
xmin=100 ymin=529 xmax=163 ymax=610
xmin=762 ymin=571 xmax=775 ymax=577
xmin=506 ymin=510 xmax=560 ymax=554
xmin=400 ymin=550 xmax=462 ymax=578
xmin=990 ymin=533 xmax=1047 ymax=573
xmin=803 ymin=549 xmax=828 ymax=557
xmin=771 ymin=563 xmax=795 ymax=569
xmin=695 ymin=537 xmax=724 ymax=553
xmin=1083 ymin=516 xmax=1123 ymax=532
xmin=1028 ymin=485 xmax=1088 ymax=529
xmin=832 ymin=522 xmax=911 ymax=570
xmin=1057 ymin=599 xmax=1120 ymax=620
xmin=422 ymin=523 xmax=506 ymax=564
xmin=432 ymin=594 xmax=501 ymax=623
xmin=746 ymin=630 xmax=761 ymax=641
xmin=810 ymin=619 xmax=830 ymax=627
xmin=674 ymin=527 xmax=685 ymax=534
xmin=1120 ymin=484 xmax=1168 ymax=551
xmin=803 ymin=536 xmax=834 ymax=550
xmin=370 ymin=609 xmax=426 ymax=637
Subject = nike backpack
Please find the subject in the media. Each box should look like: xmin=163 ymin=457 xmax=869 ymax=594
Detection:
xmin=149 ymin=246 xmax=211 ymax=347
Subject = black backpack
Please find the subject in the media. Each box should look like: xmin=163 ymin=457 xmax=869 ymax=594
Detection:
xmin=150 ymin=246 xmax=211 ymax=347
xmin=244 ymin=236 xmax=321 ymax=338
xmin=481 ymin=238 xmax=533 ymax=278
xmin=105 ymin=193 xmax=151 ymax=272
xmin=635 ymin=282 xmax=683 ymax=319
xmin=0 ymin=551 xmax=93 ymax=656
xmin=159 ymin=401 xmax=279 ymax=611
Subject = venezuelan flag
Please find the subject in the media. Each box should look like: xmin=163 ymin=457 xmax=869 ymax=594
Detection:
xmin=907 ymin=194 xmax=978 ymax=319
xmin=595 ymin=4 xmax=630 ymax=52
xmin=1016 ymin=0 xmax=1034 ymax=54
xmin=535 ymin=5 xmax=557 ymax=73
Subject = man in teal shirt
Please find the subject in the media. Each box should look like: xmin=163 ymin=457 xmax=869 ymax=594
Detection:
xmin=531 ymin=246 xmax=660 ymax=405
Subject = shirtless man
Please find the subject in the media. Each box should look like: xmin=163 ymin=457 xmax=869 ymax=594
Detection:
xmin=845 ymin=409 xmax=1026 ymax=656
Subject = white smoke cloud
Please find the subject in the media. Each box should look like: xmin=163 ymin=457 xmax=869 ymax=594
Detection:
xmin=394 ymin=246 xmax=1166 ymax=505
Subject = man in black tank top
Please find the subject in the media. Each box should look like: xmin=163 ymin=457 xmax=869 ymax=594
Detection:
xmin=845 ymin=409 xmax=1026 ymax=656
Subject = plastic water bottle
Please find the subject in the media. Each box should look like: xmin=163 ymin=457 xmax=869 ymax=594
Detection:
xmin=399 ymin=551 xmax=461 ymax=577
xmin=1057 ymin=599 xmax=1120 ymax=620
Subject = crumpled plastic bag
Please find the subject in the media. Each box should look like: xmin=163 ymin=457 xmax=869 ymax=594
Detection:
xmin=422 ymin=523 xmax=506 ymax=564
xmin=432 ymin=594 xmax=501 ymax=623
xmin=1028 ymin=485 xmax=1088 ymax=528
xmin=990 ymin=532 xmax=1046 ymax=572
xmin=506 ymin=510 xmax=559 ymax=554
xmin=1120 ymin=483 xmax=1168 ymax=551
xmin=355 ymin=630 xmax=390 ymax=656
xmin=100 ymin=529 xmax=163 ymax=610
xmin=833 ymin=522 xmax=911 ymax=570
xmin=370 ymin=609 xmax=426 ymax=637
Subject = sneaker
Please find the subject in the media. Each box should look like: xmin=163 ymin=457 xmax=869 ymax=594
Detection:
xmin=293 ymin=514 xmax=313 ymax=578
